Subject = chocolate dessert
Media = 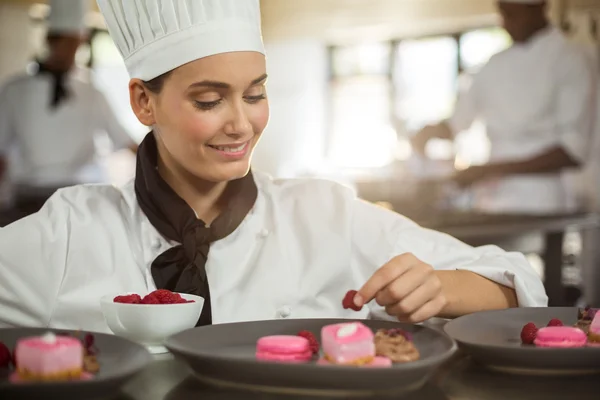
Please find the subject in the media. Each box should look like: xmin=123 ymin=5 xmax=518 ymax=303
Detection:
xmin=374 ymin=329 xmax=420 ymax=363
xmin=574 ymin=307 xmax=597 ymax=334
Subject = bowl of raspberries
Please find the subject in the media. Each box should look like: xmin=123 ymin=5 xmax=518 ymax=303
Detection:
xmin=99 ymin=289 xmax=203 ymax=352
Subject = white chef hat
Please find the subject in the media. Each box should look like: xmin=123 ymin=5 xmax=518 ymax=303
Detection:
xmin=96 ymin=0 xmax=265 ymax=81
xmin=498 ymin=0 xmax=546 ymax=4
xmin=48 ymin=0 xmax=89 ymax=34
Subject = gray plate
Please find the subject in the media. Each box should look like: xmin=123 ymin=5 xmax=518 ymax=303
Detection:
xmin=164 ymin=318 xmax=457 ymax=396
xmin=0 ymin=328 xmax=153 ymax=399
xmin=444 ymin=307 xmax=600 ymax=375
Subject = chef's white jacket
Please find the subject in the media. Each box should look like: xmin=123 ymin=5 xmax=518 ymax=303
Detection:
xmin=0 ymin=171 xmax=548 ymax=333
xmin=0 ymin=70 xmax=133 ymax=187
xmin=450 ymin=27 xmax=597 ymax=214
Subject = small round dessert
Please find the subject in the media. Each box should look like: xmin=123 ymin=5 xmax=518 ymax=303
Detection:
xmin=374 ymin=328 xmax=420 ymax=363
xmin=533 ymin=326 xmax=587 ymax=348
xmin=255 ymin=335 xmax=313 ymax=363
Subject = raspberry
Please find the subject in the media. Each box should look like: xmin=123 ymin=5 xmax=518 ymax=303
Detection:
xmin=0 ymin=342 xmax=11 ymax=369
xmin=141 ymin=294 xmax=161 ymax=304
xmin=114 ymin=294 xmax=142 ymax=304
xmin=547 ymin=318 xmax=563 ymax=327
xmin=297 ymin=331 xmax=319 ymax=354
xmin=148 ymin=289 xmax=182 ymax=304
xmin=342 ymin=290 xmax=362 ymax=311
xmin=386 ymin=328 xmax=413 ymax=341
xmin=520 ymin=322 xmax=538 ymax=345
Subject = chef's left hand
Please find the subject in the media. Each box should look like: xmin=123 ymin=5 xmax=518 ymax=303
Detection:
xmin=355 ymin=253 xmax=447 ymax=323
xmin=452 ymin=165 xmax=490 ymax=187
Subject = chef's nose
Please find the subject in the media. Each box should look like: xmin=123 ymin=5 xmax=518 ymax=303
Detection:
xmin=223 ymin=101 xmax=253 ymax=139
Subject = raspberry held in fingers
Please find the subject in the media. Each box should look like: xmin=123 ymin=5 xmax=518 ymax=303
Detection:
xmin=342 ymin=290 xmax=362 ymax=311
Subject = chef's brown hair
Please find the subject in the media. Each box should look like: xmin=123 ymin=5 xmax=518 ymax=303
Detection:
xmin=143 ymin=71 xmax=172 ymax=94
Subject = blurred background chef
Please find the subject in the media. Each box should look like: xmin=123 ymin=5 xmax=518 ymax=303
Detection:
xmin=411 ymin=0 xmax=597 ymax=215
xmin=0 ymin=0 xmax=136 ymax=221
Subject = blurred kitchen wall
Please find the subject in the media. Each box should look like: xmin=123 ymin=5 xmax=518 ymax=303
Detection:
xmin=0 ymin=0 xmax=598 ymax=183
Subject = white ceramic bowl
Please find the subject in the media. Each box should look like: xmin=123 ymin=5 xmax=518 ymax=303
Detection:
xmin=100 ymin=292 xmax=204 ymax=354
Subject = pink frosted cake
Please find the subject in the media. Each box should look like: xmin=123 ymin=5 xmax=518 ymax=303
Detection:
xmin=321 ymin=322 xmax=375 ymax=365
xmin=15 ymin=332 xmax=83 ymax=381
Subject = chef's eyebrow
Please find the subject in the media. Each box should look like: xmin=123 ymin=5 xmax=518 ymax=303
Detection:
xmin=188 ymin=74 xmax=268 ymax=90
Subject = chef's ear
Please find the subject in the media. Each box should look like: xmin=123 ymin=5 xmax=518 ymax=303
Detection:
xmin=129 ymin=78 xmax=156 ymax=127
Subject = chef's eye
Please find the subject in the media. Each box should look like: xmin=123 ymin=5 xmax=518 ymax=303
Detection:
xmin=244 ymin=94 xmax=266 ymax=104
xmin=193 ymin=99 xmax=222 ymax=110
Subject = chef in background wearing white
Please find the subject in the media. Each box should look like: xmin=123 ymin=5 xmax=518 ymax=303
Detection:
xmin=411 ymin=0 xmax=597 ymax=215
xmin=0 ymin=0 xmax=547 ymax=333
xmin=0 ymin=0 xmax=137 ymax=219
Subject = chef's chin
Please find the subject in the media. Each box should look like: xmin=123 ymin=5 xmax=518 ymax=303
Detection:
xmin=197 ymin=160 xmax=252 ymax=184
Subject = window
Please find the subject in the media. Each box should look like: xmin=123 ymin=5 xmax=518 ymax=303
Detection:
xmin=454 ymin=28 xmax=511 ymax=167
xmin=460 ymin=27 xmax=512 ymax=73
xmin=328 ymin=43 xmax=397 ymax=169
xmin=393 ymin=36 xmax=458 ymax=135
xmin=327 ymin=27 xmax=512 ymax=170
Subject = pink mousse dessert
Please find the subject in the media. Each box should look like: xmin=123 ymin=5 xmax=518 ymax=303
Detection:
xmin=15 ymin=332 xmax=83 ymax=381
xmin=321 ymin=322 xmax=375 ymax=365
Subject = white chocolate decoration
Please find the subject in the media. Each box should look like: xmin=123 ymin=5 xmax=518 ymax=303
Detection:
xmin=337 ymin=323 xmax=358 ymax=338
xmin=40 ymin=332 xmax=58 ymax=344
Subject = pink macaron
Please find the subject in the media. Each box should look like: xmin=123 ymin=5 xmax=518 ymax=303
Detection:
xmin=533 ymin=326 xmax=588 ymax=348
xmin=256 ymin=335 xmax=313 ymax=363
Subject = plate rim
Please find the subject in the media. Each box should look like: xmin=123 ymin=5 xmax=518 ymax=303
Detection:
xmin=443 ymin=307 xmax=600 ymax=352
xmin=164 ymin=318 xmax=458 ymax=372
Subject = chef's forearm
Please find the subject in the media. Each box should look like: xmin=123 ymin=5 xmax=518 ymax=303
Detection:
xmin=487 ymin=146 xmax=579 ymax=177
xmin=435 ymin=270 xmax=518 ymax=318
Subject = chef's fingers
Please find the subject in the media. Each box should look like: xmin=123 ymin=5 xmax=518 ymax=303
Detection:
xmin=387 ymin=295 xmax=447 ymax=324
xmin=355 ymin=253 xmax=419 ymax=307
xmin=379 ymin=268 xmax=439 ymax=312
xmin=374 ymin=263 xmax=433 ymax=307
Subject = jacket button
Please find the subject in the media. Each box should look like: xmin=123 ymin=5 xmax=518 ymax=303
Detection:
xmin=258 ymin=228 xmax=269 ymax=238
xmin=278 ymin=306 xmax=291 ymax=318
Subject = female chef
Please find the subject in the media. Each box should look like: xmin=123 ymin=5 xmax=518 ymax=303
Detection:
xmin=0 ymin=0 xmax=547 ymax=333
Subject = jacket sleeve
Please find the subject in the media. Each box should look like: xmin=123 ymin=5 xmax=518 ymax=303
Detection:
xmin=0 ymin=193 xmax=70 ymax=327
xmin=349 ymin=198 xmax=548 ymax=310
xmin=553 ymin=48 xmax=597 ymax=163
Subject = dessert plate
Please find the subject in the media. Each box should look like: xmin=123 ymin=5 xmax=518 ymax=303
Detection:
xmin=0 ymin=328 xmax=152 ymax=399
xmin=164 ymin=318 xmax=457 ymax=396
xmin=444 ymin=307 xmax=600 ymax=375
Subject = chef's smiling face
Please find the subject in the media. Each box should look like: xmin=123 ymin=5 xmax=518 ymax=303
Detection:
xmin=130 ymin=51 xmax=269 ymax=183
xmin=497 ymin=2 xmax=547 ymax=43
